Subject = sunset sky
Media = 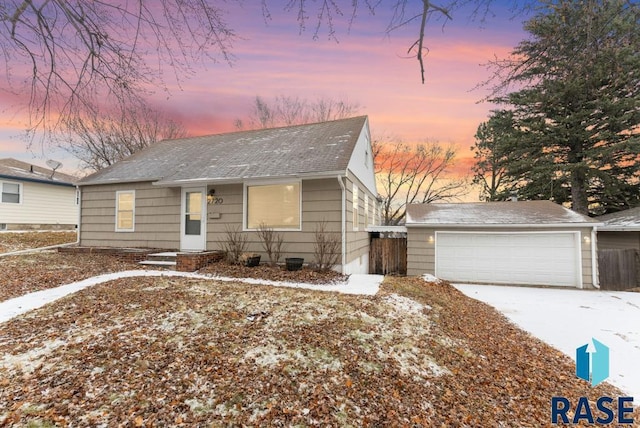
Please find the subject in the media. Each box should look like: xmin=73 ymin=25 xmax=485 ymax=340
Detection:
xmin=0 ymin=1 xmax=529 ymax=189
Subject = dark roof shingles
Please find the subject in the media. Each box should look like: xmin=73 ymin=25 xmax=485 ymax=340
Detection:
xmin=80 ymin=116 xmax=367 ymax=185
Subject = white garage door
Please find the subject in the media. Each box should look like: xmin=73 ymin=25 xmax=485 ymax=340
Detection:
xmin=435 ymin=232 xmax=581 ymax=287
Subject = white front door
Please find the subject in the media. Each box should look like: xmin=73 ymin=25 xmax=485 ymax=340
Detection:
xmin=180 ymin=187 xmax=206 ymax=251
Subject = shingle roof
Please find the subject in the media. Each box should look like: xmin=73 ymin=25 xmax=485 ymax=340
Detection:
xmin=0 ymin=158 xmax=76 ymax=186
xmin=79 ymin=116 xmax=369 ymax=186
xmin=597 ymin=207 xmax=640 ymax=231
xmin=406 ymin=201 xmax=598 ymax=226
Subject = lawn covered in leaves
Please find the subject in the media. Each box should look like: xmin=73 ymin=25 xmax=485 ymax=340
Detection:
xmin=0 ymin=231 xmax=77 ymax=254
xmin=1 ymin=276 xmax=636 ymax=426
xmin=0 ymin=252 xmax=142 ymax=302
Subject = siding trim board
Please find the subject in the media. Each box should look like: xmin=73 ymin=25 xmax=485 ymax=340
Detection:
xmin=0 ymin=174 xmax=75 ymax=188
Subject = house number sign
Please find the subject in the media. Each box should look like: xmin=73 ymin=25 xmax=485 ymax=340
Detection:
xmin=207 ymin=197 xmax=223 ymax=205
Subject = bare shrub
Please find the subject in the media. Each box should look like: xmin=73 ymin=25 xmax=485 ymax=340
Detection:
xmin=313 ymin=220 xmax=341 ymax=272
xmin=223 ymin=225 xmax=248 ymax=264
xmin=256 ymin=223 xmax=285 ymax=267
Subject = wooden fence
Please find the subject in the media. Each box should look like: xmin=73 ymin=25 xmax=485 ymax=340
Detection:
xmin=598 ymin=249 xmax=639 ymax=291
xmin=369 ymin=237 xmax=407 ymax=275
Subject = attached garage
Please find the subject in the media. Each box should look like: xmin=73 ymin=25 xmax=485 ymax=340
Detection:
xmin=405 ymin=201 xmax=601 ymax=289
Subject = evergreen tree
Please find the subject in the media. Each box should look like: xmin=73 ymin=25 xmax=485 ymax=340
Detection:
xmin=485 ymin=0 xmax=640 ymax=214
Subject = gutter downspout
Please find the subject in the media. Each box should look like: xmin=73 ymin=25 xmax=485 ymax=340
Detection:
xmin=337 ymin=176 xmax=346 ymax=274
xmin=591 ymin=226 xmax=599 ymax=289
xmin=75 ymin=185 xmax=81 ymax=245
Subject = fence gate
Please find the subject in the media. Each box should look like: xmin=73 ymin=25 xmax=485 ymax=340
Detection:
xmin=369 ymin=237 xmax=407 ymax=275
xmin=598 ymin=249 xmax=640 ymax=291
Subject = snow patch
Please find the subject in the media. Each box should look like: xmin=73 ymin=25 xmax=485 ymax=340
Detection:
xmin=422 ymin=273 xmax=441 ymax=284
xmin=383 ymin=293 xmax=430 ymax=317
xmin=454 ymin=283 xmax=640 ymax=400
xmin=1 ymin=339 xmax=66 ymax=374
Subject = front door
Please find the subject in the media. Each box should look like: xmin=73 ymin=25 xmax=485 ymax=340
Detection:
xmin=180 ymin=187 xmax=206 ymax=251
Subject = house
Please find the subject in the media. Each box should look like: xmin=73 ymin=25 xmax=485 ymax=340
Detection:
xmin=0 ymin=158 xmax=78 ymax=231
xmin=77 ymin=116 xmax=379 ymax=274
xmin=597 ymin=207 xmax=640 ymax=250
xmin=405 ymin=201 xmax=601 ymax=288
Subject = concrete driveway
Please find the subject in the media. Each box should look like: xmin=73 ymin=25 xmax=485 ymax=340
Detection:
xmin=454 ymin=284 xmax=640 ymax=399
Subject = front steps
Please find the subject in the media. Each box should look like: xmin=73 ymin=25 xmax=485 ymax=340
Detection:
xmin=139 ymin=252 xmax=177 ymax=269
xmin=139 ymin=250 xmax=224 ymax=271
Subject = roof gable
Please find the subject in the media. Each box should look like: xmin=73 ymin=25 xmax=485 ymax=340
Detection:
xmin=0 ymin=158 xmax=76 ymax=186
xmin=406 ymin=201 xmax=597 ymax=226
xmin=80 ymin=116 xmax=369 ymax=186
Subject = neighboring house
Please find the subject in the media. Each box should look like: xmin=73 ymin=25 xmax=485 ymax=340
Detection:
xmin=0 ymin=158 xmax=78 ymax=231
xmin=405 ymin=201 xmax=601 ymax=288
xmin=78 ymin=116 xmax=379 ymax=274
xmin=597 ymin=207 xmax=640 ymax=250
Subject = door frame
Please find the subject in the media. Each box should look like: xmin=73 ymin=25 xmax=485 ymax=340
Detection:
xmin=180 ymin=186 xmax=207 ymax=251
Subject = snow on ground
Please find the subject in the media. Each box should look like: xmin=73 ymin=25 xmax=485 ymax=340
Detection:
xmin=454 ymin=284 xmax=640 ymax=400
xmin=0 ymin=270 xmax=383 ymax=325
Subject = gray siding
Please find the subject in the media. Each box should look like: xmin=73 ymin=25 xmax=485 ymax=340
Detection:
xmin=345 ymin=172 xmax=377 ymax=273
xmin=407 ymin=226 xmax=596 ymax=288
xmin=407 ymin=228 xmax=435 ymax=277
xmin=205 ymin=179 xmax=342 ymax=265
xmin=80 ymin=182 xmax=181 ymax=248
xmin=79 ymin=177 xmax=375 ymax=273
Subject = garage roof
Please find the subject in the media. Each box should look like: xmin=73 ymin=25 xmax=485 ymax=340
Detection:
xmin=406 ymin=201 xmax=600 ymax=227
xmin=597 ymin=207 xmax=640 ymax=231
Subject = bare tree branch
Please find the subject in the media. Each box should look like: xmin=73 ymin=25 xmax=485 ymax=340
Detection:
xmin=374 ymin=138 xmax=468 ymax=225
xmin=61 ymin=101 xmax=186 ymax=171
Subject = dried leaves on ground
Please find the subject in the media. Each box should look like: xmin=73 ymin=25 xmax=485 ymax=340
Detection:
xmin=1 ymin=275 xmax=636 ymax=426
xmin=199 ymin=260 xmax=347 ymax=284
xmin=0 ymin=231 xmax=77 ymax=253
xmin=0 ymin=252 xmax=141 ymax=302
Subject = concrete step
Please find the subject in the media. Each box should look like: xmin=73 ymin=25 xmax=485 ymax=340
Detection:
xmin=145 ymin=252 xmax=178 ymax=263
xmin=139 ymin=251 xmax=178 ymax=269
xmin=139 ymin=260 xmax=177 ymax=268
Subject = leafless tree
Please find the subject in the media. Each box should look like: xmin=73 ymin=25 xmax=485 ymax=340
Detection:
xmin=1 ymin=0 xmax=234 ymax=144
xmin=235 ymin=95 xmax=361 ymax=130
xmin=62 ymin=103 xmax=186 ymax=172
xmin=374 ymin=138 xmax=468 ymax=225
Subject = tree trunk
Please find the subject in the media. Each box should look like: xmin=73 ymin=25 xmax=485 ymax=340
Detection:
xmin=571 ymin=167 xmax=589 ymax=215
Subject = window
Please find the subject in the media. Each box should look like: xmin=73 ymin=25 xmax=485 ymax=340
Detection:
xmin=246 ymin=182 xmax=300 ymax=230
xmin=116 ymin=190 xmax=135 ymax=232
xmin=1 ymin=182 xmax=21 ymax=204
xmin=364 ymin=194 xmax=369 ymax=226
xmin=352 ymin=184 xmax=359 ymax=231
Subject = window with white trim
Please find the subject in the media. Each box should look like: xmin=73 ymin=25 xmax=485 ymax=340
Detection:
xmin=246 ymin=182 xmax=301 ymax=229
xmin=115 ymin=190 xmax=135 ymax=232
xmin=1 ymin=181 xmax=21 ymax=204
xmin=364 ymin=194 xmax=369 ymax=226
xmin=352 ymin=184 xmax=359 ymax=231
